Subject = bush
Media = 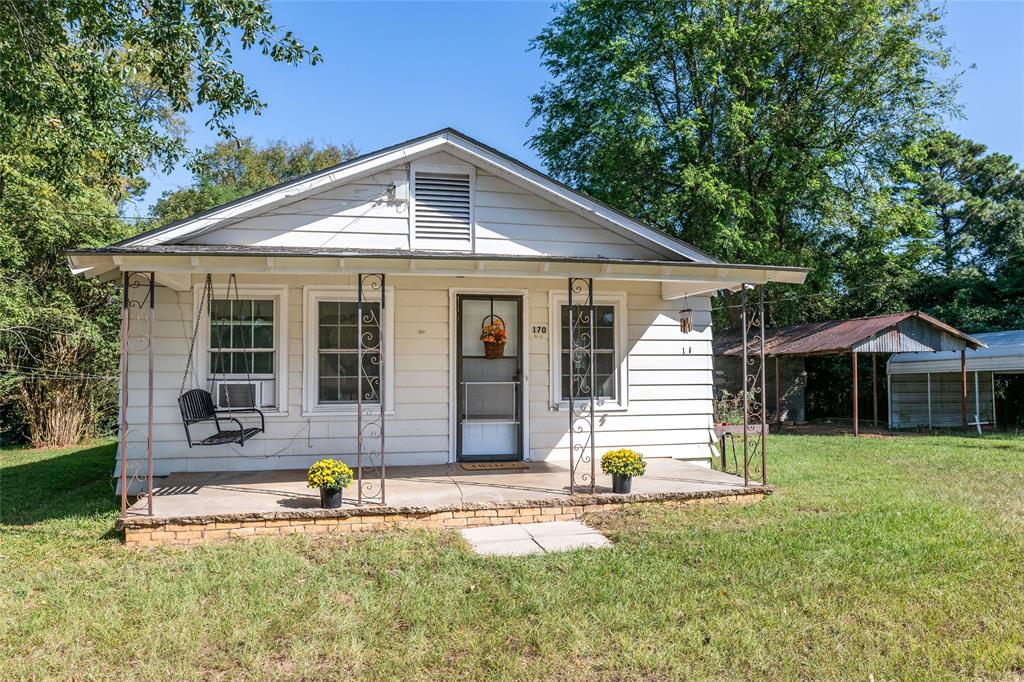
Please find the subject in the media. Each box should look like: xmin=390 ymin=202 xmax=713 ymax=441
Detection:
xmin=600 ymin=448 xmax=646 ymax=478
xmin=713 ymin=389 xmax=747 ymax=425
xmin=306 ymin=459 xmax=353 ymax=490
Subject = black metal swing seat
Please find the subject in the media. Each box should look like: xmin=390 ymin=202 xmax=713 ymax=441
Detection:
xmin=178 ymin=388 xmax=265 ymax=448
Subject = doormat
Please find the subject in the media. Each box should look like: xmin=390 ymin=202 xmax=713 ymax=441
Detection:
xmin=459 ymin=462 xmax=529 ymax=471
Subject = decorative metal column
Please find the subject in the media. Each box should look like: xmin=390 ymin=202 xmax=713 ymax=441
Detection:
xmin=740 ymin=284 xmax=768 ymax=486
xmin=119 ymin=271 xmax=156 ymax=515
xmin=356 ymin=273 xmax=387 ymax=505
xmin=567 ymin=277 xmax=596 ymax=494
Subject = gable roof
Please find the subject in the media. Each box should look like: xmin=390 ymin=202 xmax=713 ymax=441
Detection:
xmin=116 ymin=128 xmax=715 ymax=263
xmin=715 ymin=311 xmax=985 ymax=357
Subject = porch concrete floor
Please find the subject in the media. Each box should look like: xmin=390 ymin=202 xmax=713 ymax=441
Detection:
xmin=127 ymin=459 xmax=755 ymax=519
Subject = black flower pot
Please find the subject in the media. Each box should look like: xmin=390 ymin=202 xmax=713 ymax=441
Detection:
xmin=612 ymin=474 xmax=632 ymax=494
xmin=320 ymin=487 xmax=343 ymax=509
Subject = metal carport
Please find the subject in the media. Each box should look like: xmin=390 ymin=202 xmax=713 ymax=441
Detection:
xmin=888 ymin=330 xmax=1024 ymax=431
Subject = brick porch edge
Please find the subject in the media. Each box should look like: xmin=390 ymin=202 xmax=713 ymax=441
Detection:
xmin=117 ymin=486 xmax=770 ymax=548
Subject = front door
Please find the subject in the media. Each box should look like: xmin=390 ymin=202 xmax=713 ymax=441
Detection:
xmin=456 ymin=295 xmax=523 ymax=461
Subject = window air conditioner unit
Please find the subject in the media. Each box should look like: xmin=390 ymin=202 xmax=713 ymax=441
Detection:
xmin=213 ymin=381 xmax=271 ymax=410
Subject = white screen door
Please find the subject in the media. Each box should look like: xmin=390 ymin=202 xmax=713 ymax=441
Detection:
xmin=456 ymin=295 xmax=523 ymax=460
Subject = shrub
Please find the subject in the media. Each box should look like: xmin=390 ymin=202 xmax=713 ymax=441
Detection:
xmin=600 ymin=448 xmax=646 ymax=478
xmin=306 ymin=459 xmax=353 ymax=490
xmin=713 ymin=389 xmax=741 ymax=425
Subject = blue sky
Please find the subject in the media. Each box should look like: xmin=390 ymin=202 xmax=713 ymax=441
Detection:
xmin=135 ymin=0 xmax=1024 ymax=215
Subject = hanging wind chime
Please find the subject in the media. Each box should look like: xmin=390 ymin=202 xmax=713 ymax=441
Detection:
xmin=678 ymin=296 xmax=694 ymax=334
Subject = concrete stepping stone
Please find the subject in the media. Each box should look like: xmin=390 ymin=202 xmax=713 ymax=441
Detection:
xmin=460 ymin=520 xmax=611 ymax=556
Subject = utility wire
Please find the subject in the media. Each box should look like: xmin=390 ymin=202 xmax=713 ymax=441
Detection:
xmin=6 ymin=207 xmax=152 ymax=221
xmin=1 ymin=374 xmax=115 ymax=381
xmin=711 ymin=281 xmax=893 ymax=311
xmin=0 ymin=368 xmax=117 ymax=380
xmin=3 ymin=364 xmax=117 ymax=377
xmin=4 ymin=176 xmax=399 ymax=223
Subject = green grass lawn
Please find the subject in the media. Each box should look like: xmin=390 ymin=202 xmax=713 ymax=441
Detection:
xmin=2 ymin=435 xmax=1023 ymax=680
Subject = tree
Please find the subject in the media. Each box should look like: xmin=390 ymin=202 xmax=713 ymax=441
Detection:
xmin=529 ymin=0 xmax=957 ymax=323
xmin=0 ymin=1 xmax=320 ymax=446
xmin=152 ymin=138 xmax=359 ymax=225
xmin=901 ymin=132 xmax=1024 ymax=331
xmin=0 ymin=0 xmax=321 ymax=192
xmin=907 ymin=131 xmax=1024 ymax=277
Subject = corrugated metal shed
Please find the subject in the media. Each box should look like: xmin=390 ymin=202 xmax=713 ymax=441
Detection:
xmin=888 ymin=330 xmax=1024 ymax=374
xmin=886 ymin=330 xmax=1020 ymax=429
xmin=889 ymin=372 xmax=995 ymax=428
xmin=715 ymin=311 xmax=984 ymax=357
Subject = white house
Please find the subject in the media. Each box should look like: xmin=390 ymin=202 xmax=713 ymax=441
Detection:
xmin=68 ymin=128 xmax=806 ymax=496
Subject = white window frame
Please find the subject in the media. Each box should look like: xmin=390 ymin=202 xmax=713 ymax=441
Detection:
xmin=548 ymin=290 xmax=628 ymax=412
xmin=302 ymin=285 xmax=396 ymax=416
xmin=409 ymin=162 xmax=476 ymax=252
xmin=193 ymin=284 xmax=289 ymax=417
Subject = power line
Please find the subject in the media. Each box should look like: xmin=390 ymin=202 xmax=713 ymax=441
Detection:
xmin=6 ymin=207 xmax=152 ymax=221
xmin=1 ymin=368 xmax=117 ymax=380
xmin=711 ymin=281 xmax=893 ymax=311
xmin=4 ymin=362 xmax=116 ymax=375
xmin=4 ymin=178 xmax=399 ymax=223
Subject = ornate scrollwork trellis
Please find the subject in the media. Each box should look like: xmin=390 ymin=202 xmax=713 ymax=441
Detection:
xmin=119 ymin=271 xmax=156 ymax=515
xmin=740 ymin=284 xmax=768 ymax=486
xmin=568 ymin=277 xmax=596 ymax=494
xmin=356 ymin=273 xmax=386 ymax=504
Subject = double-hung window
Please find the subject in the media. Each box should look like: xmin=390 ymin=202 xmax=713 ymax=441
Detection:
xmin=304 ymin=287 xmax=394 ymax=414
xmin=550 ymin=292 xmax=627 ymax=409
xmin=210 ymin=299 xmax=275 ymax=377
xmin=199 ymin=286 xmax=288 ymax=413
xmin=316 ymin=300 xmax=379 ymax=404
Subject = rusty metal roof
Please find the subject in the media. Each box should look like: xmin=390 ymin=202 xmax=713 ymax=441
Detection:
xmin=715 ymin=311 xmax=985 ymax=357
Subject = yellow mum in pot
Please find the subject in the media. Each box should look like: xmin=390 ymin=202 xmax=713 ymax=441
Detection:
xmin=601 ymin=448 xmax=646 ymax=494
xmin=307 ymin=459 xmax=353 ymax=508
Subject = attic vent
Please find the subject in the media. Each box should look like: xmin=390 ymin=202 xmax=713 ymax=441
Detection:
xmin=411 ymin=166 xmax=474 ymax=251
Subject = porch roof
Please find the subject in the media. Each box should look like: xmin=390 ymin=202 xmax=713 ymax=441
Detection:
xmin=67 ymin=245 xmax=808 ymax=296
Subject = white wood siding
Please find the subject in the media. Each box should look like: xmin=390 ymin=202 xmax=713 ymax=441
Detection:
xmin=189 ymin=169 xmax=412 ymax=249
xmin=117 ymin=275 xmax=715 ymax=482
xmin=186 ymin=151 xmax=662 ymax=259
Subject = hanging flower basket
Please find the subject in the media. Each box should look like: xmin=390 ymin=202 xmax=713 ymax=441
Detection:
xmin=480 ymin=315 xmax=508 ymax=359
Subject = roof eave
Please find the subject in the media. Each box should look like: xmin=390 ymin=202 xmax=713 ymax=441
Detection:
xmin=66 ymin=248 xmax=807 ymax=289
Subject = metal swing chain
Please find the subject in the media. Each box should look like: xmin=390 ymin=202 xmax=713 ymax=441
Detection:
xmin=179 ymin=274 xmax=253 ymax=410
xmin=226 ymin=273 xmax=256 ymax=411
xmin=180 ymin=275 xmax=214 ymax=396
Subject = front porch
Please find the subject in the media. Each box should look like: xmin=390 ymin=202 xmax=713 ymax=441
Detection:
xmin=119 ymin=459 xmax=767 ymax=547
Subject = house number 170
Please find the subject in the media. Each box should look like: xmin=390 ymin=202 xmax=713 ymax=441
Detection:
xmin=532 ymin=325 xmax=547 ymax=336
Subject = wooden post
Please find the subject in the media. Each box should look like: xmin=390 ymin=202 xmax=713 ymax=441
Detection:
xmin=775 ymin=355 xmax=781 ymax=424
xmin=960 ymin=349 xmax=968 ymax=429
xmin=926 ymin=373 xmax=932 ymax=429
xmin=974 ymin=371 xmax=981 ymax=434
xmin=991 ymin=371 xmax=997 ymax=429
xmin=852 ymin=352 xmax=859 ymax=437
xmin=872 ymin=353 xmax=878 ymax=428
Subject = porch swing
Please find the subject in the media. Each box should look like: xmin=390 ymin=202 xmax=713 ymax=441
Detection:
xmin=177 ymin=274 xmax=265 ymax=448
